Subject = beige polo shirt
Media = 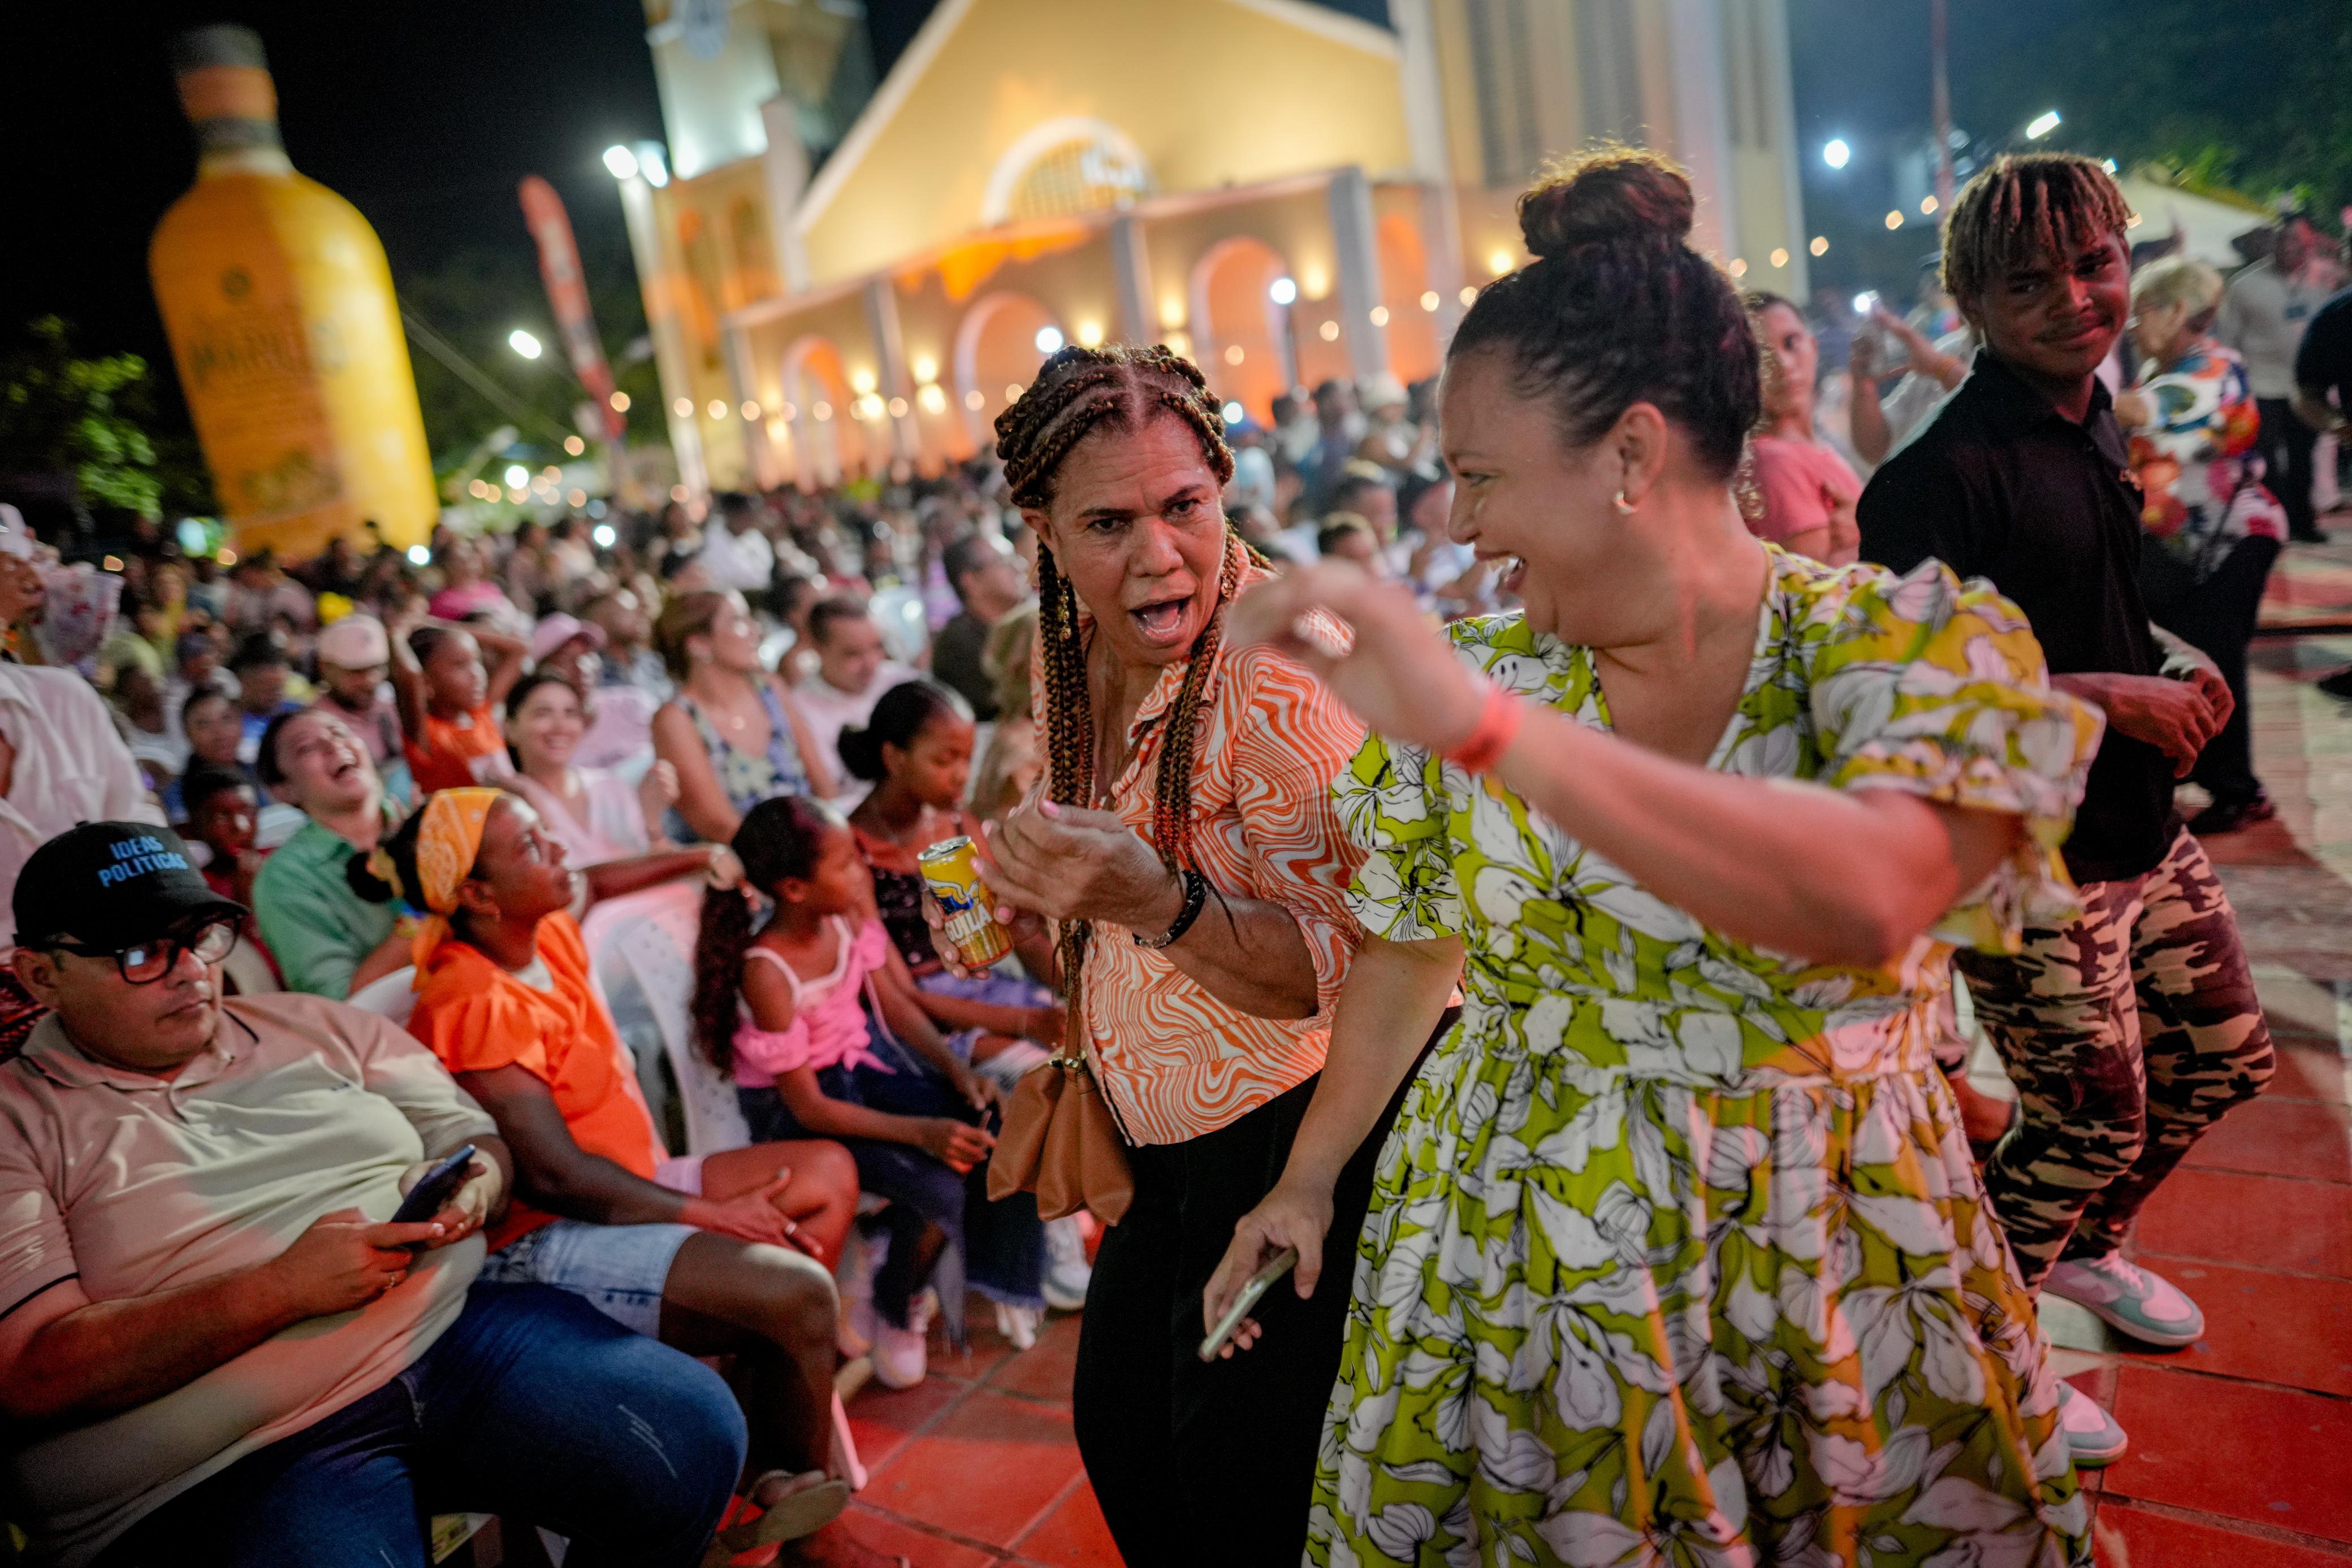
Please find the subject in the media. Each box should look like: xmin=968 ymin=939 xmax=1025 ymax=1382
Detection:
xmin=0 ymin=993 xmax=495 ymax=1566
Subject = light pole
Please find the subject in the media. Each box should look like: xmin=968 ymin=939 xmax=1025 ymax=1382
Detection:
xmin=1930 ymin=0 xmax=1955 ymax=217
xmin=604 ymin=141 xmax=704 ymax=506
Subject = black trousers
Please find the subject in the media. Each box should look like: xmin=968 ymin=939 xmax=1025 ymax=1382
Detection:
xmin=2254 ymin=397 xmax=2321 ymax=539
xmin=2143 ymin=534 xmax=2282 ymax=803
xmin=1072 ymin=1034 xmax=1434 ymax=1568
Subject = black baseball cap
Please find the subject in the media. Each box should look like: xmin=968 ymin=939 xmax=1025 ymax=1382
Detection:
xmin=15 ymin=822 xmax=245 ymax=953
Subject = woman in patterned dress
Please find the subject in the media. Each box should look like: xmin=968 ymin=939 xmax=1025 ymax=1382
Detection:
xmin=1206 ymin=150 xmax=2099 ymax=1567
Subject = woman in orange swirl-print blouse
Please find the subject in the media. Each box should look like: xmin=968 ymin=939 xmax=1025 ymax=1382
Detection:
xmin=931 ymin=344 xmax=1396 ymax=1568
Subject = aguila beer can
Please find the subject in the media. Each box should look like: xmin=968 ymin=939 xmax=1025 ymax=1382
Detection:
xmin=919 ymin=836 xmax=1013 ymax=968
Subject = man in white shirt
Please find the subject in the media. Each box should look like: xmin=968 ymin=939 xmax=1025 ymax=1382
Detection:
xmin=790 ymin=596 xmax=917 ymax=801
xmin=0 ymin=661 xmax=165 ymax=952
xmin=2220 ymin=216 xmax=2334 ymax=541
xmin=697 ymin=492 xmax=778 ymax=596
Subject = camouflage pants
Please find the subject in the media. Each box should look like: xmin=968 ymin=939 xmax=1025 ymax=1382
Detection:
xmin=1955 ymin=826 xmax=2274 ymax=1289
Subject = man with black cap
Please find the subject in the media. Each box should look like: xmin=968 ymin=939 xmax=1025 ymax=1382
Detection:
xmin=0 ymin=822 xmax=748 ymax=1567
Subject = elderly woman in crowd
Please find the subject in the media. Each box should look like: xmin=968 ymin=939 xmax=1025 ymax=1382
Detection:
xmin=1205 ymin=149 xmax=2098 ymax=1567
xmin=2118 ymin=254 xmax=2290 ymax=834
xmin=934 ymin=344 xmax=1394 ymax=1567
xmin=651 ymin=588 xmax=835 ymax=843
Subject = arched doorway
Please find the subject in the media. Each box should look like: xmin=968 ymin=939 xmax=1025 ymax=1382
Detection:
xmin=954 ymin=293 xmax=1063 ymax=450
xmin=1189 ymin=237 xmax=1292 ymax=423
xmin=1378 ymin=213 xmax=1441 ymax=387
xmin=777 ymin=336 xmax=863 ymax=489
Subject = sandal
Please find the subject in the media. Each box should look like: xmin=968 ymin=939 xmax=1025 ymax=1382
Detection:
xmin=703 ymin=1470 xmax=853 ymax=1563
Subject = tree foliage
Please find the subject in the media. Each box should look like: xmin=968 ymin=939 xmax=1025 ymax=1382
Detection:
xmin=1961 ymin=0 xmax=2352 ymax=227
xmin=0 ymin=317 xmax=204 ymax=521
xmin=392 ymin=218 xmax=662 ymax=474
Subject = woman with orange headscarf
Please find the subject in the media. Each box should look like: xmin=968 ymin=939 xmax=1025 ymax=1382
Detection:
xmin=361 ymin=787 xmax=870 ymax=1560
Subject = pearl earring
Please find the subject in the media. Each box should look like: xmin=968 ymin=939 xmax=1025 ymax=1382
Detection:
xmin=1612 ymin=490 xmax=1637 ymax=516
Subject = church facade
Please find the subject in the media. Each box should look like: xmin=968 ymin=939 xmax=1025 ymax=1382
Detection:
xmin=624 ymin=0 xmax=1810 ymax=493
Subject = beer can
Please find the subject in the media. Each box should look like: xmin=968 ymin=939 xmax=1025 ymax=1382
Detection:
xmin=918 ymin=835 xmax=1014 ymax=968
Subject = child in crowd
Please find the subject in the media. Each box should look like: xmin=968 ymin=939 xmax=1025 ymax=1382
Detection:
xmin=841 ymin=681 xmax=1060 ymax=1071
xmin=364 ymin=788 xmax=864 ymax=1559
xmin=841 ymin=679 xmax=1091 ymax=1314
xmin=227 ymin=631 xmax=304 ymax=763
xmin=182 ymin=762 xmax=266 ymax=906
xmin=391 ymin=613 xmax=527 ymax=793
xmin=179 ymin=760 xmax=284 ymax=986
xmin=162 ymin=686 xmax=250 ymax=820
xmin=694 ymin=796 xmax=1048 ymax=1378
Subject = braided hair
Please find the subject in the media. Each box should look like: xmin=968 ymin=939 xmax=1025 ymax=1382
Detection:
xmin=1942 ymin=153 xmax=2132 ymax=314
xmin=992 ymin=343 xmax=1246 ymax=1019
xmin=691 ymin=795 xmax=840 ymax=1075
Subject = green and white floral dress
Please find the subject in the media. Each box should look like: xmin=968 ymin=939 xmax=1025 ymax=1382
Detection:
xmin=1313 ymin=548 xmax=2101 ymax=1568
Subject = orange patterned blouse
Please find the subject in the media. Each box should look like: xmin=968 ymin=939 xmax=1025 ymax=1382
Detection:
xmin=1045 ymin=542 xmax=1368 ymax=1145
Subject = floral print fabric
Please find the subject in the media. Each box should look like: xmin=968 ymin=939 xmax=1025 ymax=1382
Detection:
xmin=2128 ymin=339 xmax=2288 ymax=578
xmin=1313 ymin=548 xmax=2100 ymax=1568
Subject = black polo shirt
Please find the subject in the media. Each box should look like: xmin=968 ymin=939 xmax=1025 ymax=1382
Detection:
xmin=2295 ymin=287 xmax=2352 ymax=405
xmin=1857 ymin=349 xmax=2173 ymax=884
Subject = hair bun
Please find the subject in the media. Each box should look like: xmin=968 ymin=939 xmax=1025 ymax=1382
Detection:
xmin=1518 ymin=148 xmax=1696 ymax=259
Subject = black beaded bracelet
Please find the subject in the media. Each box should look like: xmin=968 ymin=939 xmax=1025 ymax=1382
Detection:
xmin=1134 ymin=867 xmax=1209 ymax=950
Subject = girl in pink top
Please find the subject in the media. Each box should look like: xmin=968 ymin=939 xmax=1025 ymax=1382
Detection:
xmin=691 ymin=796 xmax=1046 ymax=1388
xmin=1748 ymin=291 xmax=1862 ymax=564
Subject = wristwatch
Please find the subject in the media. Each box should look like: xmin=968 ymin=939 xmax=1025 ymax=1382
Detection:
xmin=1134 ymin=867 xmax=1209 ymax=950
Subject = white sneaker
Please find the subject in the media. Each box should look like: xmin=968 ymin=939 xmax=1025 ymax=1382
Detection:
xmin=994 ymin=1300 xmax=1041 ymax=1350
xmin=871 ymin=1322 xmax=927 ymax=1389
xmin=1042 ymin=1216 xmax=1092 ymax=1312
xmin=868 ymin=1284 xmax=938 ymax=1391
xmin=2055 ymin=1379 xmax=2128 ymax=1467
xmin=2044 ymin=1253 xmax=2205 ymax=1348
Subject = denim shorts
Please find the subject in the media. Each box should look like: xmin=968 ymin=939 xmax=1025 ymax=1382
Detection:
xmin=475 ymin=1219 xmax=697 ymax=1338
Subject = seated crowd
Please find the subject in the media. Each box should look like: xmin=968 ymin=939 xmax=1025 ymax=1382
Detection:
xmin=0 ymin=413 xmax=1481 ymax=1565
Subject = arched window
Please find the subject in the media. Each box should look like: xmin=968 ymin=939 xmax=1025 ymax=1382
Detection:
xmin=981 ymin=119 xmax=1154 ymax=227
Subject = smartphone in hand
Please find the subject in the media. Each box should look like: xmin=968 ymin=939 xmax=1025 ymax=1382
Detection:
xmin=1199 ymin=1247 xmax=1300 ymax=1362
xmin=391 ymin=1145 xmax=478 ymax=1227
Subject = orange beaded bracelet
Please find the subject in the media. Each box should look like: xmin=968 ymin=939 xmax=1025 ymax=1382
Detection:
xmin=1441 ymin=683 xmax=1524 ymax=774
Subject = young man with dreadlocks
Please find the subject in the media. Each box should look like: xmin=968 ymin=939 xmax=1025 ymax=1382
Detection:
xmin=931 ymin=343 xmax=1409 ymax=1567
xmin=1859 ymin=153 xmax=2276 ymax=1466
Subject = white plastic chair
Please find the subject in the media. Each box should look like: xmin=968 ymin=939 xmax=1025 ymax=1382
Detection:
xmin=584 ymin=885 xmax=751 ymax=1155
xmin=345 ymin=967 xmax=417 ymax=1027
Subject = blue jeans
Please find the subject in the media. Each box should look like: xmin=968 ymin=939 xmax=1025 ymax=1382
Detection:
xmin=94 ymin=1283 xmax=746 ymax=1568
xmin=740 ymin=1034 xmax=1045 ymax=1327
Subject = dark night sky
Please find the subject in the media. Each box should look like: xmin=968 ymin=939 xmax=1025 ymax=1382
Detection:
xmin=8 ymin=0 xmax=2030 ymax=426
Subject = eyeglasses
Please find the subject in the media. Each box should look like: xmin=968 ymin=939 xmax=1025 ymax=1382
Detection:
xmin=49 ymin=920 xmax=239 ymax=984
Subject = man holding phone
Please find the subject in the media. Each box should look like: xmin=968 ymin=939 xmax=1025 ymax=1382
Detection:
xmin=0 ymin=823 xmax=748 ymax=1568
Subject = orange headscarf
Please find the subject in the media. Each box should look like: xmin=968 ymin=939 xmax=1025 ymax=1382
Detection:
xmin=365 ymin=786 xmax=502 ymax=981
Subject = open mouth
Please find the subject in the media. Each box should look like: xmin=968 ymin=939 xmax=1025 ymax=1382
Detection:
xmin=1127 ymin=592 xmax=1193 ymax=647
xmin=1480 ymin=552 xmax=1528 ymax=596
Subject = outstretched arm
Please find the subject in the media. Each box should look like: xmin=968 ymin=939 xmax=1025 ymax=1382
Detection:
xmin=1229 ymin=564 xmax=2021 ymax=969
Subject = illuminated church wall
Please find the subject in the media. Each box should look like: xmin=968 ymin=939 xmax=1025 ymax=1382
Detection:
xmin=790 ymin=0 xmax=1415 ymax=289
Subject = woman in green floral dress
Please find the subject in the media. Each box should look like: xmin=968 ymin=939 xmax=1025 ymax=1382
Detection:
xmin=1208 ymin=151 xmax=2099 ymax=1567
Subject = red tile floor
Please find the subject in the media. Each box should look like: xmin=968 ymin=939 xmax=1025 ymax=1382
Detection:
xmin=823 ymin=526 xmax=2352 ymax=1567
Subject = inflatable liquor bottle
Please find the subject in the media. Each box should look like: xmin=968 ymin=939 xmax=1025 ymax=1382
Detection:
xmin=150 ymin=24 xmax=436 ymax=556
